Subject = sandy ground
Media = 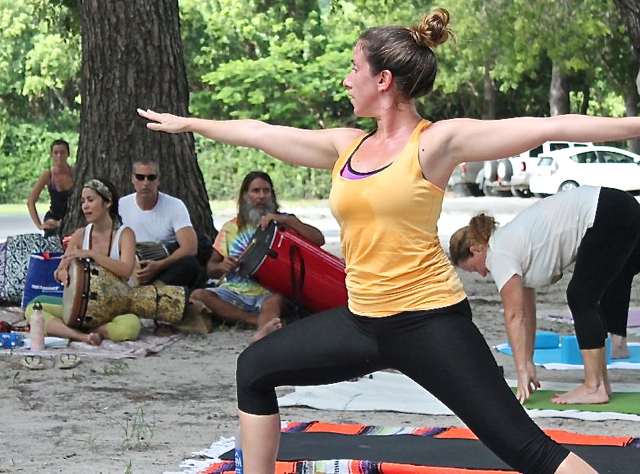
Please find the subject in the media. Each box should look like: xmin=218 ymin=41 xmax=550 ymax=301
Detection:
xmin=2 ymin=196 xmax=640 ymax=474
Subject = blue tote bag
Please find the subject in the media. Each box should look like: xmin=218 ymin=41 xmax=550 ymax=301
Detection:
xmin=21 ymin=252 xmax=65 ymax=308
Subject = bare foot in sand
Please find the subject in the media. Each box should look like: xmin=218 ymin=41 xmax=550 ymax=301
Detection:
xmin=86 ymin=332 xmax=103 ymax=346
xmin=551 ymin=384 xmax=609 ymax=405
xmin=249 ymin=318 xmax=283 ymax=344
xmin=611 ymin=334 xmax=630 ymax=359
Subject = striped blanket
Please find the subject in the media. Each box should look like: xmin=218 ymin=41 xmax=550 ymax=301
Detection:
xmin=181 ymin=421 xmax=640 ymax=474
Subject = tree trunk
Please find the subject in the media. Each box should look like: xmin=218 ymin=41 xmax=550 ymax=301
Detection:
xmin=627 ymin=84 xmax=639 ymax=153
xmin=549 ymin=61 xmax=570 ymax=116
xmin=579 ymin=85 xmax=590 ymax=115
xmin=614 ymin=0 xmax=640 ymax=98
xmin=614 ymin=0 xmax=640 ymax=61
xmin=64 ymin=0 xmax=215 ymax=238
xmin=482 ymin=61 xmax=497 ymax=120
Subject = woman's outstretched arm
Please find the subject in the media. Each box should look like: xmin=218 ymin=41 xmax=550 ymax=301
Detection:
xmin=137 ymin=109 xmax=364 ymax=171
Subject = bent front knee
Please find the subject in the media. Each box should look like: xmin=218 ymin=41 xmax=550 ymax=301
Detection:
xmin=236 ymin=345 xmax=280 ymax=416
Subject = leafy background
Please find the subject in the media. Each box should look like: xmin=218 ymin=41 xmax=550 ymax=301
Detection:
xmin=0 ymin=0 xmax=634 ymax=202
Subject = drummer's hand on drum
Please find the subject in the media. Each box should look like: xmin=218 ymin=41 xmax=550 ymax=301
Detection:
xmin=259 ymin=214 xmax=280 ymax=229
xmin=220 ymin=255 xmax=239 ymax=274
xmin=54 ymin=268 xmax=69 ymax=287
xmin=137 ymin=259 xmax=162 ymax=284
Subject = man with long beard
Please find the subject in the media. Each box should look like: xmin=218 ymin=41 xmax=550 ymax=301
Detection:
xmin=190 ymin=171 xmax=325 ymax=342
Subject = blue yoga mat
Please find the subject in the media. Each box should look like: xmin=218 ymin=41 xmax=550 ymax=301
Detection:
xmin=497 ymin=344 xmax=640 ymax=365
xmin=496 ymin=331 xmax=640 ymax=366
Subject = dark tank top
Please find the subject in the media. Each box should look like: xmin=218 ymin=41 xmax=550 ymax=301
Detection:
xmin=47 ymin=171 xmax=72 ymax=220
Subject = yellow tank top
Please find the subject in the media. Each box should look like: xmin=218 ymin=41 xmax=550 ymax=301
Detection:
xmin=329 ymin=120 xmax=466 ymax=317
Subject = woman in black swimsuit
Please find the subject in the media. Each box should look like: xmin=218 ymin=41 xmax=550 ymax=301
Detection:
xmin=27 ymin=139 xmax=75 ymax=237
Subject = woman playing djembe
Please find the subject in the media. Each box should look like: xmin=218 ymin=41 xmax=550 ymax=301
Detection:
xmin=24 ymin=179 xmax=140 ymax=346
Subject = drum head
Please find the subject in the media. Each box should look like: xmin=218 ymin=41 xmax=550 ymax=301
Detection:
xmin=62 ymin=259 xmax=90 ymax=327
xmin=238 ymin=221 xmax=277 ymax=278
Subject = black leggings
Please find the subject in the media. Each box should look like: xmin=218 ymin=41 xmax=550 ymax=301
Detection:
xmin=568 ymin=188 xmax=640 ymax=349
xmin=237 ymin=300 xmax=569 ymax=473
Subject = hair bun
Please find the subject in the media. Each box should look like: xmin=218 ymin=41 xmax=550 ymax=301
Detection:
xmin=410 ymin=8 xmax=452 ymax=48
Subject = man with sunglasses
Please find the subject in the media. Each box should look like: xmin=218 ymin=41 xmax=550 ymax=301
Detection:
xmin=119 ymin=159 xmax=201 ymax=289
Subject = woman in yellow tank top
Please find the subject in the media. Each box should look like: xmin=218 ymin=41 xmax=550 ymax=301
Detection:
xmin=137 ymin=8 xmax=640 ymax=473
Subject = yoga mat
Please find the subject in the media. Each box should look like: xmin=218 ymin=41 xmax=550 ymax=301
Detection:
xmin=495 ymin=341 xmax=640 ymax=369
xmin=277 ymin=371 xmax=640 ymax=422
xmin=547 ymin=307 xmax=640 ymax=328
xmin=180 ymin=422 xmax=640 ymax=474
xmin=525 ymin=389 xmax=640 ymax=415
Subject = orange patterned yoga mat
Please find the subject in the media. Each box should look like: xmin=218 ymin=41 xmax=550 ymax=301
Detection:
xmin=197 ymin=421 xmax=639 ymax=474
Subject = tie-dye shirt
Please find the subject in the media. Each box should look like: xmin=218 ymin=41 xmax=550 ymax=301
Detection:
xmin=212 ymin=217 xmax=270 ymax=296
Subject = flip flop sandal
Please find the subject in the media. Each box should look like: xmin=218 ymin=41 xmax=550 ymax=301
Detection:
xmin=58 ymin=354 xmax=81 ymax=370
xmin=21 ymin=355 xmax=45 ymax=370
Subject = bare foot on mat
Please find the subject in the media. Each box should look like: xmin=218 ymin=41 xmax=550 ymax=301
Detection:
xmin=551 ymin=384 xmax=609 ymax=405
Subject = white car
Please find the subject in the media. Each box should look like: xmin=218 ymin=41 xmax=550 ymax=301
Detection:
xmin=529 ymin=145 xmax=640 ymax=196
xmin=483 ymin=141 xmax=591 ymax=197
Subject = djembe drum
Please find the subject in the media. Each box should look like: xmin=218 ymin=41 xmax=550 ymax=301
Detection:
xmin=237 ymin=221 xmax=348 ymax=314
xmin=62 ymin=258 xmax=187 ymax=329
xmin=136 ymin=241 xmax=178 ymax=261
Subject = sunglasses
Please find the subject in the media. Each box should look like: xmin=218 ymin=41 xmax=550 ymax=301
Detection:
xmin=134 ymin=173 xmax=158 ymax=181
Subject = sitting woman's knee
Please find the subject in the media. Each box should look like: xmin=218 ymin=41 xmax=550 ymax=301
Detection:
xmin=106 ymin=313 xmax=141 ymax=341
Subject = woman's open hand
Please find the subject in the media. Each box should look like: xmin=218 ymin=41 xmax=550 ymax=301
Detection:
xmin=137 ymin=109 xmax=188 ymax=134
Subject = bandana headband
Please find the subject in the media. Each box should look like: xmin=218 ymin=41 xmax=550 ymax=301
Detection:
xmin=84 ymin=179 xmax=112 ymax=202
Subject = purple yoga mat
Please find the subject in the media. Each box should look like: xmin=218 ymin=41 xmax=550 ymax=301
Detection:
xmin=549 ymin=307 xmax=640 ymax=327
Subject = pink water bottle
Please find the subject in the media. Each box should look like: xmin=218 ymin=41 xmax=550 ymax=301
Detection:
xmin=30 ymin=302 xmax=46 ymax=351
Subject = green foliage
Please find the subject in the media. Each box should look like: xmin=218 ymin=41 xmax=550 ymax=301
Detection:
xmin=437 ymin=0 xmax=631 ymax=118
xmin=0 ymin=0 xmax=636 ymax=203
xmin=195 ymin=139 xmax=332 ymax=200
xmin=0 ymin=120 xmax=77 ymax=203
xmin=0 ymin=0 xmax=79 ymax=121
xmin=23 ymin=33 xmax=80 ymax=99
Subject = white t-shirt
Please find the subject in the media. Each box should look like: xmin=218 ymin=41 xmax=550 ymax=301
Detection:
xmin=486 ymin=185 xmax=600 ymax=291
xmin=119 ymin=192 xmax=192 ymax=244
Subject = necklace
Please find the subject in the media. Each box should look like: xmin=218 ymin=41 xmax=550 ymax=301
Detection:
xmin=89 ymin=223 xmax=114 ymax=257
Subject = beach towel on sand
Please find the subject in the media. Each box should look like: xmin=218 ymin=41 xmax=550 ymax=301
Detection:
xmin=178 ymin=421 xmax=640 ymax=474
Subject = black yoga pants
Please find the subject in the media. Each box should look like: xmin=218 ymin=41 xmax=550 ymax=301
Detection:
xmin=568 ymin=188 xmax=640 ymax=349
xmin=237 ymin=300 xmax=569 ymax=473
